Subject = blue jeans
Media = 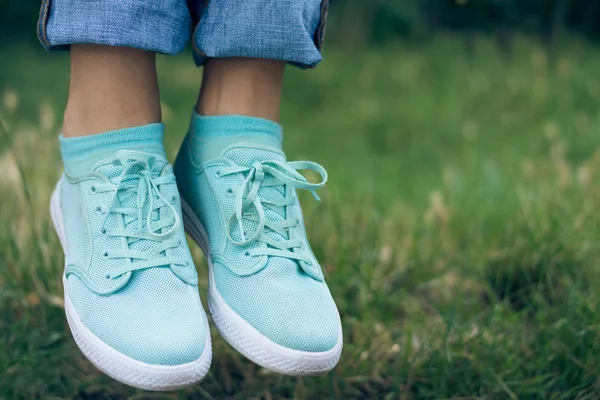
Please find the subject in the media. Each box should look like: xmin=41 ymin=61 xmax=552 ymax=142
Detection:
xmin=37 ymin=0 xmax=328 ymax=68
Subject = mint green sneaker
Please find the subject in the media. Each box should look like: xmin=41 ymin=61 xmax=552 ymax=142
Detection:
xmin=50 ymin=149 xmax=211 ymax=390
xmin=175 ymin=115 xmax=343 ymax=376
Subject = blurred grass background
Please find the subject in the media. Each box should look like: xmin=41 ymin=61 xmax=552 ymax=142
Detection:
xmin=3 ymin=1 xmax=600 ymax=399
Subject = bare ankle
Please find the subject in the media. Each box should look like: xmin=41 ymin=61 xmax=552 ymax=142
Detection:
xmin=63 ymin=44 xmax=161 ymax=137
xmin=197 ymin=57 xmax=285 ymax=122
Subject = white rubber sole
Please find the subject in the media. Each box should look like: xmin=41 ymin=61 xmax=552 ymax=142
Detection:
xmin=50 ymin=183 xmax=212 ymax=391
xmin=181 ymin=199 xmax=343 ymax=376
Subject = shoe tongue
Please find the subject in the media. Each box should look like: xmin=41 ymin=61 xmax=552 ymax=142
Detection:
xmin=222 ymin=145 xmax=286 ymax=167
xmin=223 ymin=145 xmax=295 ymax=259
xmin=93 ymin=152 xmax=166 ymax=180
xmin=94 ymin=158 xmax=174 ymax=256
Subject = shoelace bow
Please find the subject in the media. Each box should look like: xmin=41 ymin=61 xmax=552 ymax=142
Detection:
xmin=94 ymin=150 xmax=188 ymax=280
xmin=219 ymin=160 xmax=327 ymax=264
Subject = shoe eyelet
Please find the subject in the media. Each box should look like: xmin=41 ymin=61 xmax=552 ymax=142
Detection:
xmin=226 ymin=188 xmax=233 ymax=195
xmin=170 ymin=195 xmax=177 ymax=204
xmin=89 ymin=186 xmax=96 ymax=194
xmin=245 ymin=251 xmax=250 ymax=256
xmin=295 ymin=218 xmax=300 ymax=226
xmin=105 ymin=273 xmax=111 ymax=279
xmin=215 ymin=169 xmax=222 ymax=177
xmin=101 ymin=228 xmax=107 ymax=234
xmin=102 ymin=251 xmax=108 ymax=258
xmin=95 ymin=206 xmax=103 ymax=214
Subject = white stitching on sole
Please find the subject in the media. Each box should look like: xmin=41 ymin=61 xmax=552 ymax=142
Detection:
xmin=181 ymin=199 xmax=343 ymax=376
xmin=50 ymin=182 xmax=212 ymax=391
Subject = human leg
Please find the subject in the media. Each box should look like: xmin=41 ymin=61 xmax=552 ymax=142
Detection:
xmin=39 ymin=0 xmax=211 ymax=389
xmin=175 ymin=0 xmax=342 ymax=376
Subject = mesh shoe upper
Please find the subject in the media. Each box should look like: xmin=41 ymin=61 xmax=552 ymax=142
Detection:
xmin=59 ymin=151 xmax=207 ymax=365
xmin=176 ymin=140 xmax=341 ymax=353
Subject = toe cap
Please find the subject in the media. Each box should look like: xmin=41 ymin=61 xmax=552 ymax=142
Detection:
xmin=271 ymin=309 xmax=341 ymax=353
xmin=215 ymin=259 xmax=342 ymax=353
xmin=68 ymin=271 xmax=208 ymax=366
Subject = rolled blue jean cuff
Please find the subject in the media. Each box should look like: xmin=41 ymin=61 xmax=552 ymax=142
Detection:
xmin=37 ymin=0 xmax=191 ymax=54
xmin=191 ymin=0 xmax=329 ymax=68
xmin=37 ymin=0 xmax=328 ymax=68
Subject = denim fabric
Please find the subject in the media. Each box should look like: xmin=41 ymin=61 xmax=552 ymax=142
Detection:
xmin=190 ymin=0 xmax=328 ymax=68
xmin=38 ymin=0 xmax=191 ymax=54
xmin=37 ymin=0 xmax=328 ymax=68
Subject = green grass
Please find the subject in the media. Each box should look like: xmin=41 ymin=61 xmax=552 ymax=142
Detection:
xmin=2 ymin=36 xmax=600 ymax=399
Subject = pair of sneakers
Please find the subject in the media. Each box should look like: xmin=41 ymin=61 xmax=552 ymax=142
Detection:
xmin=50 ymin=116 xmax=343 ymax=391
